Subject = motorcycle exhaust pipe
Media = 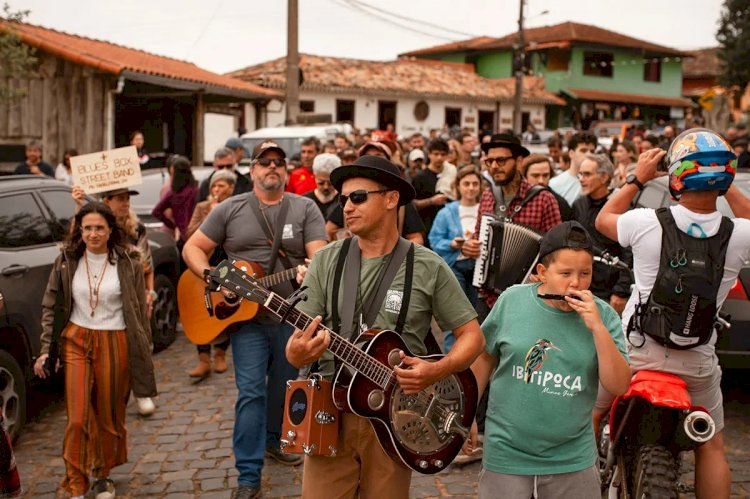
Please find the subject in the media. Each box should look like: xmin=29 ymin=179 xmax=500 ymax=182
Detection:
xmin=683 ymin=410 xmax=716 ymax=443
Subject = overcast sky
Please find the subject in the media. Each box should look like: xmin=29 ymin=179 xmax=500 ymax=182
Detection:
xmin=12 ymin=0 xmax=725 ymax=75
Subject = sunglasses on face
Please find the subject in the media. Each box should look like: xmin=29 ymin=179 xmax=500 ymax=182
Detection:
xmin=255 ymin=158 xmax=287 ymax=168
xmin=338 ymin=189 xmax=390 ymax=207
xmin=215 ymin=163 xmax=234 ymax=170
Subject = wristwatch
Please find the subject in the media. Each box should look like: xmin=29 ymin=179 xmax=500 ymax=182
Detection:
xmin=625 ymin=174 xmax=645 ymax=191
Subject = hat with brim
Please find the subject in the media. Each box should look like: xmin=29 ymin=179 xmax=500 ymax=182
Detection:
xmin=330 ymin=155 xmax=415 ymax=206
xmin=100 ymin=187 xmax=139 ymax=198
xmin=481 ymin=133 xmax=530 ymax=158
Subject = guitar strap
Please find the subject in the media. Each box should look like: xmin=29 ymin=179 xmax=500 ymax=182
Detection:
xmin=247 ymin=193 xmax=293 ymax=277
xmin=339 ymin=237 xmax=411 ymax=340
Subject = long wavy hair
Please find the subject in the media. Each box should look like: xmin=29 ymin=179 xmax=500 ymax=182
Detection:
xmin=67 ymin=202 xmax=128 ymax=264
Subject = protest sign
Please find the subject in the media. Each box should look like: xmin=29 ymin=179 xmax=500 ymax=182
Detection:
xmin=70 ymin=146 xmax=143 ymax=194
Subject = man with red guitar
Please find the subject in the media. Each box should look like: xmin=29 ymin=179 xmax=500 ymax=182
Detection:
xmin=286 ymin=155 xmax=485 ymax=498
xmin=183 ymin=141 xmax=327 ymax=499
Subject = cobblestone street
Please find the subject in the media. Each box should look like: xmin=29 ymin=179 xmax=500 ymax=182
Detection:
xmin=13 ymin=330 xmax=750 ymax=498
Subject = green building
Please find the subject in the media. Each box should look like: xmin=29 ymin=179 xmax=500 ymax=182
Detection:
xmin=400 ymin=22 xmax=693 ymax=129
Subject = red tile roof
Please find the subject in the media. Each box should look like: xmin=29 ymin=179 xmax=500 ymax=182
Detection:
xmin=1 ymin=20 xmax=280 ymax=99
xmin=564 ymin=88 xmax=693 ymax=107
xmin=228 ymin=54 xmax=565 ymax=105
xmin=682 ymin=47 xmax=720 ymax=78
xmin=400 ymin=22 xmax=689 ymax=58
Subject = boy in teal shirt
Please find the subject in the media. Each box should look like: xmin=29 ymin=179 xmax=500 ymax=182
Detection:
xmin=466 ymin=221 xmax=631 ymax=498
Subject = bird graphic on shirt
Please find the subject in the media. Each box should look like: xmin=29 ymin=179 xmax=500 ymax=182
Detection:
xmin=523 ymin=339 xmax=561 ymax=384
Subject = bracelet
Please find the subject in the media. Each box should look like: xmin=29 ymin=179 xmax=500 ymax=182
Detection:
xmin=148 ymin=289 xmax=158 ymax=300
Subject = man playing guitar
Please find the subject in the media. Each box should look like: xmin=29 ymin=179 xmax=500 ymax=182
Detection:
xmin=182 ymin=141 xmax=327 ymax=499
xmin=286 ymin=155 xmax=485 ymax=498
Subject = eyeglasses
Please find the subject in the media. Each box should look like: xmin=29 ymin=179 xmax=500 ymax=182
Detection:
xmin=577 ymin=171 xmax=597 ymax=179
xmin=255 ymin=158 xmax=287 ymax=168
xmin=82 ymin=225 xmax=108 ymax=234
xmin=339 ymin=189 xmax=390 ymax=207
xmin=484 ymin=156 xmax=514 ymax=167
xmin=316 ymin=179 xmax=332 ymax=186
xmin=215 ymin=163 xmax=234 ymax=170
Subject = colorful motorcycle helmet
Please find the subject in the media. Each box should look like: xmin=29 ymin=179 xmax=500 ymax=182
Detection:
xmin=666 ymin=128 xmax=736 ymax=198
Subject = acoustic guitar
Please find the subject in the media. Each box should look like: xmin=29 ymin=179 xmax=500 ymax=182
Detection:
xmin=178 ymin=261 xmax=297 ymax=345
xmin=208 ymin=260 xmax=478 ymax=474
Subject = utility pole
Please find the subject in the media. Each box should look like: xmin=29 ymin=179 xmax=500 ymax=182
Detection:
xmin=513 ymin=0 xmax=525 ymax=135
xmin=286 ymin=0 xmax=300 ymax=125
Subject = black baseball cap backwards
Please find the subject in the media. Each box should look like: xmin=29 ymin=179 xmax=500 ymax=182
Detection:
xmin=330 ymin=155 xmax=416 ymax=206
xmin=538 ymin=221 xmax=594 ymax=261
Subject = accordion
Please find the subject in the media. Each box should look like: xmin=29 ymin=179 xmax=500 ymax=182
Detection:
xmin=472 ymin=214 xmax=542 ymax=293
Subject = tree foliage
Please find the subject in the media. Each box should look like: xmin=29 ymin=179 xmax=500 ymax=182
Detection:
xmin=0 ymin=3 xmax=37 ymax=103
xmin=716 ymin=0 xmax=750 ymax=92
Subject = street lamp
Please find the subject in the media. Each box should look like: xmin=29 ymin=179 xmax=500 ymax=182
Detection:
xmin=512 ymin=3 xmax=549 ymax=135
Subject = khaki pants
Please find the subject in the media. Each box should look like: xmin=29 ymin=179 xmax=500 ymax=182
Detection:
xmin=301 ymin=413 xmax=411 ymax=499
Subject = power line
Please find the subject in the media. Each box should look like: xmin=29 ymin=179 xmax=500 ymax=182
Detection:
xmin=330 ymin=0 xmax=458 ymax=42
xmin=187 ymin=0 xmax=225 ymax=55
xmin=348 ymin=0 xmax=482 ymax=39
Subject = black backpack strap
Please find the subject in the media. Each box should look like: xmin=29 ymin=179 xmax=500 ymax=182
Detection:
xmin=508 ymin=184 xmax=546 ymax=221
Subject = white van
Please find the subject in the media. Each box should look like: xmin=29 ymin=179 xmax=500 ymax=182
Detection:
xmin=240 ymin=123 xmax=352 ymax=161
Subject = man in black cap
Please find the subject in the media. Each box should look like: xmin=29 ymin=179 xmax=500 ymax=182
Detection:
xmin=286 ymin=155 xmax=485 ymax=498
xmin=462 ymin=133 xmax=562 ymax=313
xmin=183 ymin=140 xmax=328 ymax=499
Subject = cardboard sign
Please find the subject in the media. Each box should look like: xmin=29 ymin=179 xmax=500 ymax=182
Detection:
xmin=70 ymin=146 xmax=143 ymax=194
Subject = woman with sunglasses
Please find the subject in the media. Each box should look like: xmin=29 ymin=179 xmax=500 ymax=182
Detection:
xmin=34 ymin=202 xmax=156 ymax=499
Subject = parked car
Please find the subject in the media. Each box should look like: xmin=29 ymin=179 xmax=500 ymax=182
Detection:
xmin=0 ymin=176 xmax=180 ymax=438
xmin=131 ymin=166 xmax=214 ymax=230
xmin=632 ymin=173 xmax=750 ymax=369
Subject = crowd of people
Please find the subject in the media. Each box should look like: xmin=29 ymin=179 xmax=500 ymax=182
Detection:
xmin=11 ymin=117 xmax=750 ymax=499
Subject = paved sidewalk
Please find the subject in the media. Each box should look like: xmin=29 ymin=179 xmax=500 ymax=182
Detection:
xmin=13 ymin=330 xmax=750 ymax=498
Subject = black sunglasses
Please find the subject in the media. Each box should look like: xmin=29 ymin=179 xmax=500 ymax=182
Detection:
xmin=255 ymin=158 xmax=287 ymax=168
xmin=339 ymin=189 xmax=390 ymax=207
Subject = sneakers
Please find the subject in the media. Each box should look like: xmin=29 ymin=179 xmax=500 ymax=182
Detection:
xmin=92 ymin=477 xmax=116 ymax=499
xmin=136 ymin=397 xmax=155 ymax=416
xmin=232 ymin=485 xmax=260 ymax=499
xmin=265 ymin=445 xmax=303 ymax=466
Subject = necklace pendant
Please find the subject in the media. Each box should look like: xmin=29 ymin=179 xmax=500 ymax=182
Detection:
xmin=90 ymin=310 xmax=95 ymax=317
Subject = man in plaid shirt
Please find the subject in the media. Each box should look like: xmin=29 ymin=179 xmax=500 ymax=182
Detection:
xmin=462 ymin=133 xmax=562 ymax=313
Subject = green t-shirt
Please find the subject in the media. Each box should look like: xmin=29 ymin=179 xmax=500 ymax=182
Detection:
xmin=481 ymin=283 xmax=628 ymax=475
xmin=298 ymin=239 xmax=478 ymax=378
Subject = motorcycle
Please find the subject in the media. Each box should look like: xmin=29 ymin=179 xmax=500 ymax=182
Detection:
xmin=598 ymin=369 xmax=717 ymax=498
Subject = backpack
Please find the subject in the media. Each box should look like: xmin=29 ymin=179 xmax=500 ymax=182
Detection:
xmin=628 ymin=207 xmax=733 ymax=350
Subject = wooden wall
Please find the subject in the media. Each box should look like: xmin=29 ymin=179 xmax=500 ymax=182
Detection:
xmin=0 ymin=52 xmax=110 ymax=166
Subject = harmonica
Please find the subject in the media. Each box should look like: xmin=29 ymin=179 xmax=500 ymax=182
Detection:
xmin=537 ymin=293 xmax=582 ymax=301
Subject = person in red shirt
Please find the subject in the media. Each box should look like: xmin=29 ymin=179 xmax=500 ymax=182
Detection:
xmin=286 ymin=137 xmax=320 ymax=194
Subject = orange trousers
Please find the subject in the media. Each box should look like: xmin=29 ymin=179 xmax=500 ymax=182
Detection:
xmin=59 ymin=323 xmax=130 ymax=496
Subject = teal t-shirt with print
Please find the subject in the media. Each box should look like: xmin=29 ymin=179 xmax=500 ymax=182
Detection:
xmin=297 ymin=239 xmax=478 ymax=379
xmin=481 ymin=283 xmax=628 ymax=475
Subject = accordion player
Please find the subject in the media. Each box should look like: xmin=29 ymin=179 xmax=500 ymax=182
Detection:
xmin=472 ymin=214 xmax=542 ymax=294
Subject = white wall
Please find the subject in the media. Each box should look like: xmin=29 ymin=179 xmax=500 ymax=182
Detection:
xmin=203 ymin=113 xmax=237 ymax=163
xmin=247 ymin=91 xmax=547 ymax=135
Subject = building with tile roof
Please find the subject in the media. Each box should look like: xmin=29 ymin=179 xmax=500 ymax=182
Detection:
xmin=400 ymin=21 xmax=694 ymax=129
xmin=228 ymin=54 xmax=564 ymax=137
xmin=0 ymin=20 xmax=280 ymax=168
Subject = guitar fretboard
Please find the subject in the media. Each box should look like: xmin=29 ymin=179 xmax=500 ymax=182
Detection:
xmin=257 ymin=268 xmax=297 ymax=288
xmin=219 ymin=264 xmax=394 ymax=389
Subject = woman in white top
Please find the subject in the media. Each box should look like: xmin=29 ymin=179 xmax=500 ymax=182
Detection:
xmin=34 ymin=202 xmax=155 ymax=499
xmin=55 ymin=148 xmax=77 ymax=186
xmin=428 ymin=165 xmax=482 ymax=351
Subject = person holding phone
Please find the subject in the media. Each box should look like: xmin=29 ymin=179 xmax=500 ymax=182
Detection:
xmin=428 ymin=165 xmax=483 ymax=351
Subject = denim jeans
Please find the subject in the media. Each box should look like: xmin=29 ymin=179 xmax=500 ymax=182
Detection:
xmin=230 ymin=321 xmax=298 ymax=487
xmin=444 ymin=258 xmax=478 ymax=352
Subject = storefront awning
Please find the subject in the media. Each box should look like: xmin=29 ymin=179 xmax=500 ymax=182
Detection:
xmin=564 ymin=88 xmax=693 ymax=107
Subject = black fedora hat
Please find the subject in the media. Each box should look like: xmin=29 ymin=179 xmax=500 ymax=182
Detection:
xmin=481 ymin=133 xmax=530 ymax=158
xmin=330 ymin=155 xmax=416 ymax=206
